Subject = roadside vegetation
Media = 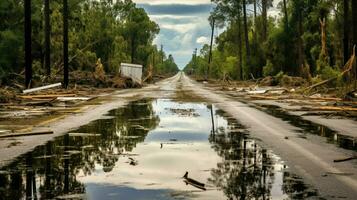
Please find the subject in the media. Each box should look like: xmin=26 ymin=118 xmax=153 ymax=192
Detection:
xmin=0 ymin=0 xmax=179 ymax=89
xmin=184 ymin=0 xmax=357 ymax=96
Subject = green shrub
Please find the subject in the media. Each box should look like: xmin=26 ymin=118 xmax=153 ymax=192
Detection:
xmin=263 ymin=60 xmax=275 ymax=76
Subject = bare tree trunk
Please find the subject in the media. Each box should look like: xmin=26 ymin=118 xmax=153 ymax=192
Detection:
xmin=242 ymin=0 xmax=250 ymax=77
xmin=161 ymin=44 xmax=164 ymax=64
xmin=237 ymin=6 xmax=243 ymax=80
xmin=283 ymin=0 xmax=289 ymax=73
xmin=262 ymin=0 xmax=268 ymax=41
xmin=344 ymin=0 xmax=350 ymax=64
xmin=298 ymin=12 xmax=304 ymax=76
xmin=131 ymin=35 xmax=135 ymax=63
xmin=63 ymin=0 xmax=69 ymax=88
xmin=353 ymin=0 xmax=357 ymax=87
xmin=44 ymin=0 xmax=51 ymax=76
xmin=283 ymin=0 xmax=288 ymax=31
xmin=320 ymin=18 xmax=328 ymax=59
xmin=24 ymin=0 xmax=32 ymax=88
xmin=208 ymin=18 xmax=215 ymax=79
xmin=253 ymin=0 xmax=259 ymax=77
xmin=352 ymin=0 xmax=357 ymax=49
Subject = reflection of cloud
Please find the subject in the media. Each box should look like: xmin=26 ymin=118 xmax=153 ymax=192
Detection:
xmin=196 ymin=36 xmax=209 ymax=44
xmin=80 ymin=142 xmax=223 ymax=196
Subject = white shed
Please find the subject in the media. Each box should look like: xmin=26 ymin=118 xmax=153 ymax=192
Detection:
xmin=120 ymin=63 xmax=143 ymax=85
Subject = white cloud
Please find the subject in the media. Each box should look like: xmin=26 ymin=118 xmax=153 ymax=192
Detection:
xmin=149 ymin=15 xmax=196 ymax=20
xmin=133 ymin=1 xmax=215 ymax=69
xmin=196 ymin=36 xmax=209 ymax=44
xmin=160 ymin=23 xmax=198 ymax=33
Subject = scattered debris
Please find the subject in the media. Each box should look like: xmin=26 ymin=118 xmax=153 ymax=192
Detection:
xmin=93 ymin=58 xmax=106 ymax=83
xmin=55 ymin=193 xmax=86 ymax=199
xmin=333 ymin=156 xmax=357 ymax=163
xmin=57 ymin=97 xmax=92 ymax=101
xmin=182 ymin=172 xmax=206 ymax=191
xmin=168 ymin=108 xmax=200 ymax=117
xmin=23 ymin=82 xmax=62 ymax=94
xmin=20 ymin=93 xmax=76 ymax=100
xmin=0 ymin=89 xmax=17 ymax=103
xmin=68 ymin=133 xmax=101 ymax=137
xmin=325 ymin=171 xmax=354 ymax=176
xmin=306 ymin=45 xmax=356 ymax=92
xmin=7 ymin=141 xmax=22 ymax=148
xmin=344 ymin=90 xmax=357 ymax=101
xmin=128 ymin=157 xmax=138 ymax=166
xmin=0 ymin=130 xmax=53 ymax=138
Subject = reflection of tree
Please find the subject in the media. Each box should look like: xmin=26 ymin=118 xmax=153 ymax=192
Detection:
xmin=209 ymin=117 xmax=318 ymax=199
xmin=208 ymin=125 xmax=275 ymax=200
xmin=282 ymin=172 xmax=318 ymax=199
xmin=0 ymin=99 xmax=160 ymax=199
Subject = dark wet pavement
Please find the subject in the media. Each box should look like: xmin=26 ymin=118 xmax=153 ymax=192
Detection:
xmin=0 ymin=99 xmax=319 ymax=199
xmin=255 ymin=104 xmax=357 ymax=151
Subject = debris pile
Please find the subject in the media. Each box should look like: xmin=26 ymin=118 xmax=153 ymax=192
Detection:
xmin=168 ymin=108 xmax=200 ymax=117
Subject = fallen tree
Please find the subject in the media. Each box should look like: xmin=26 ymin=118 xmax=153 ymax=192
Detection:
xmin=305 ymin=45 xmax=356 ymax=92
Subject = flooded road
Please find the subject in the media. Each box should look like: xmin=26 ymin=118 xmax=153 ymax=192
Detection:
xmin=0 ymin=99 xmax=317 ymax=199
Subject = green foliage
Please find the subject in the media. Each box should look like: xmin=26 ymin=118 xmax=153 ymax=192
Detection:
xmin=320 ymin=66 xmax=339 ymax=80
xmin=0 ymin=0 xmax=175 ymax=84
xmin=263 ymin=60 xmax=275 ymax=77
xmin=185 ymin=0 xmax=351 ymax=88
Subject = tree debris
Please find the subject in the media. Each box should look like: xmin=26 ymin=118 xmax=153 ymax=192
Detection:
xmin=22 ymin=82 xmax=62 ymax=94
xmin=0 ymin=130 xmax=53 ymax=138
xmin=333 ymin=156 xmax=357 ymax=163
xmin=182 ymin=172 xmax=206 ymax=191
xmin=306 ymin=45 xmax=356 ymax=92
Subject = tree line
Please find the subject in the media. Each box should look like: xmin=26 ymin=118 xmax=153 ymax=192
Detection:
xmin=184 ymin=0 xmax=357 ymax=89
xmin=0 ymin=0 xmax=179 ymax=88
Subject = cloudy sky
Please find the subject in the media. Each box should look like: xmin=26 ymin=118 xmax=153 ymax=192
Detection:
xmin=134 ymin=0 xmax=281 ymax=69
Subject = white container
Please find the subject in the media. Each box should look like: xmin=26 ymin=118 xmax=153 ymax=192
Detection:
xmin=120 ymin=63 xmax=143 ymax=85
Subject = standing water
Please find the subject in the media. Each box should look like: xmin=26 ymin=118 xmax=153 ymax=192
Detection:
xmin=0 ymin=99 xmax=318 ymax=199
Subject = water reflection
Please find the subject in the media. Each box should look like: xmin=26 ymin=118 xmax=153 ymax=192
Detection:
xmin=208 ymin=119 xmax=318 ymax=199
xmin=259 ymin=104 xmax=357 ymax=151
xmin=0 ymin=100 xmax=159 ymax=199
xmin=0 ymin=99 xmax=319 ymax=199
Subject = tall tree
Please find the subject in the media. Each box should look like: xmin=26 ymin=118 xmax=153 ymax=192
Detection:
xmin=24 ymin=0 xmax=32 ymax=88
xmin=353 ymin=0 xmax=357 ymax=85
xmin=237 ymin=7 xmax=243 ymax=80
xmin=283 ymin=0 xmax=288 ymax=31
xmin=262 ymin=0 xmax=268 ymax=41
xmin=63 ymin=0 xmax=68 ymax=88
xmin=343 ymin=0 xmax=349 ymax=64
xmin=208 ymin=17 xmax=215 ymax=79
xmin=353 ymin=0 xmax=357 ymax=48
xmin=242 ymin=0 xmax=250 ymax=77
xmin=44 ymin=0 xmax=51 ymax=76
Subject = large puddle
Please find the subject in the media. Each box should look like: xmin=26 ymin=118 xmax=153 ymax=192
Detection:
xmin=0 ymin=99 xmax=319 ymax=199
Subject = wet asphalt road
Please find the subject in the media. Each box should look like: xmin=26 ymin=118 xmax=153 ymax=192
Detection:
xmin=1 ymin=72 xmax=357 ymax=199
